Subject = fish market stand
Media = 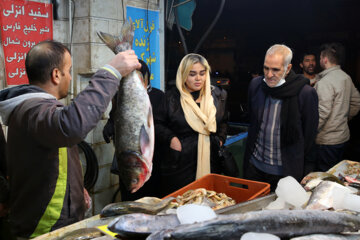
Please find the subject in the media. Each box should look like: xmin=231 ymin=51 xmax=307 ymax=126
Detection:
xmin=33 ymin=161 xmax=360 ymax=239
xmin=34 ymin=192 xmax=360 ymax=239
xmin=33 ymin=194 xmax=277 ymax=240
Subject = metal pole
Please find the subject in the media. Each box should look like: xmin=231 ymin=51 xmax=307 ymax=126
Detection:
xmin=69 ymin=0 xmax=74 ymax=99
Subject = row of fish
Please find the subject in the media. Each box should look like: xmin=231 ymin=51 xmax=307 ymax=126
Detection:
xmin=105 ymin=209 xmax=360 ymax=240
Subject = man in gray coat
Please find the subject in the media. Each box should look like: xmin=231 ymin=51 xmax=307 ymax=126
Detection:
xmin=314 ymin=43 xmax=360 ymax=171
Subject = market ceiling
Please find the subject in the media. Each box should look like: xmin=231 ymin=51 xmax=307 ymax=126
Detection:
xmin=190 ymin=0 xmax=359 ymax=38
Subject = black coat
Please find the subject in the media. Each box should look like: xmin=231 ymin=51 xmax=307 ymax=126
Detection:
xmin=244 ymin=76 xmax=319 ymax=181
xmin=156 ymin=86 xmax=228 ymax=195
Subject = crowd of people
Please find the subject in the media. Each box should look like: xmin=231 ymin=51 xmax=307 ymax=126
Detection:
xmin=0 ymin=40 xmax=359 ymax=239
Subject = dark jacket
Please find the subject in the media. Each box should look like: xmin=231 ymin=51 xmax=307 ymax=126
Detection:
xmin=156 ymin=86 xmax=228 ymax=195
xmin=244 ymin=75 xmax=318 ymax=181
xmin=0 ymin=125 xmax=8 ymax=204
xmin=0 ymin=69 xmax=119 ymax=238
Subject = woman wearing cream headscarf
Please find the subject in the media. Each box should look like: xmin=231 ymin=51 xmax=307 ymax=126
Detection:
xmin=156 ymin=54 xmax=228 ymax=196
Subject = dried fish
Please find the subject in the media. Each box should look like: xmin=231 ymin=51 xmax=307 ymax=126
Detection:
xmin=175 ymin=188 xmax=235 ymax=210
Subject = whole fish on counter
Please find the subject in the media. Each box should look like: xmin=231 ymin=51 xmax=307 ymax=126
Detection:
xmin=305 ymin=180 xmax=351 ymax=210
xmin=100 ymin=197 xmax=174 ymax=217
xmin=300 ymin=172 xmax=343 ymax=191
xmin=108 ymin=213 xmax=180 ymax=238
xmin=97 ymin=19 xmax=154 ymax=193
xmin=56 ymin=228 xmax=103 ymax=240
xmin=146 ymin=210 xmax=360 ymax=240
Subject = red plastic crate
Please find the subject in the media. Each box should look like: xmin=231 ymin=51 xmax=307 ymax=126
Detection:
xmin=163 ymin=174 xmax=270 ymax=204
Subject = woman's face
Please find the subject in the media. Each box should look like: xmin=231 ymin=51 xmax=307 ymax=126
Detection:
xmin=185 ymin=62 xmax=206 ymax=92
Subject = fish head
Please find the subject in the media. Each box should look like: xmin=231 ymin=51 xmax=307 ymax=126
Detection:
xmin=118 ymin=151 xmax=150 ymax=193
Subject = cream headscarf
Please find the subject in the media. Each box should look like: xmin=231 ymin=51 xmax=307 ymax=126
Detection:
xmin=175 ymin=54 xmax=217 ymax=179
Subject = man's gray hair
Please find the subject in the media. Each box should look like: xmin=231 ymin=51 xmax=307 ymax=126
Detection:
xmin=266 ymin=44 xmax=293 ymax=68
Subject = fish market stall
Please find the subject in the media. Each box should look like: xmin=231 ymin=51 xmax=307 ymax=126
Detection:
xmin=34 ymin=160 xmax=360 ymax=239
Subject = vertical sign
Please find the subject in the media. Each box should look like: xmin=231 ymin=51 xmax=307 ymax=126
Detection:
xmin=126 ymin=6 xmax=160 ymax=89
xmin=0 ymin=0 xmax=53 ymax=85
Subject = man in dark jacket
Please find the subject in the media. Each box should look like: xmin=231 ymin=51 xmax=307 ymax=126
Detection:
xmin=0 ymin=40 xmax=140 ymax=238
xmin=244 ymin=44 xmax=319 ymax=191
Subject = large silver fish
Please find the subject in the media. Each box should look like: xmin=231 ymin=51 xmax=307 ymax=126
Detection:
xmin=97 ymin=20 xmax=154 ymax=193
xmin=100 ymin=197 xmax=175 ymax=217
xmin=56 ymin=228 xmax=103 ymax=240
xmin=305 ymin=180 xmax=350 ymax=210
xmin=146 ymin=210 xmax=360 ymax=240
xmin=301 ymin=172 xmax=343 ymax=191
xmin=108 ymin=213 xmax=180 ymax=238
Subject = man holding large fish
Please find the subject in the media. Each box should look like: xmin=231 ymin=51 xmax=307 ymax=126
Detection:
xmin=0 ymin=40 xmax=140 ymax=238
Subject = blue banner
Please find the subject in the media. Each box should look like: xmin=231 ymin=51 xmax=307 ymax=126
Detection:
xmin=127 ymin=6 xmax=160 ymax=89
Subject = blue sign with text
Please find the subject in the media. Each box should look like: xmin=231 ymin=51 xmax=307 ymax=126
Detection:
xmin=127 ymin=6 xmax=160 ymax=89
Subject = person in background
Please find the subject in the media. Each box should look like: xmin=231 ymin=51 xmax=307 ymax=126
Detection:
xmin=155 ymin=53 xmax=228 ymax=196
xmin=299 ymin=52 xmax=318 ymax=86
xmin=244 ymin=44 xmax=318 ymax=191
xmin=103 ymin=59 xmax=165 ymax=200
xmin=0 ymin=40 xmax=140 ymax=239
xmin=314 ymin=43 xmax=360 ymax=171
xmin=299 ymin=51 xmax=318 ymax=171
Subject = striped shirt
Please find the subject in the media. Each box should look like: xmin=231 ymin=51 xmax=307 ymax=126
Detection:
xmin=250 ymin=96 xmax=283 ymax=175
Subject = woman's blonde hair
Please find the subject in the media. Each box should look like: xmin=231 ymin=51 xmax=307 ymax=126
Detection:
xmin=176 ymin=53 xmax=211 ymax=96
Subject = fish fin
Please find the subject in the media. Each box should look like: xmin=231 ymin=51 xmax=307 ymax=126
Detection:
xmin=147 ymin=105 xmax=153 ymax=128
xmin=139 ymin=124 xmax=150 ymax=155
xmin=144 ymin=71 xmax=149 ymax=87
xmin=96 ymin=31 xmax=121 ymax=54
xmin=135 ymin=70 xmax=147 ymax=89
xmin=120 ymin=17 xmax=135 ymax=48
xmin=97 ymin=18 xmax=135 ymax=53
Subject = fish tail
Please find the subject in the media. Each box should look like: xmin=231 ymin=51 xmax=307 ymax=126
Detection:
xmin=97 ymin=31 xmax=120 ymax=54
xmin=97 ymin=18 xmax=134 ymax=53
xmin=120 ymin=17 xmax=135 ymax=46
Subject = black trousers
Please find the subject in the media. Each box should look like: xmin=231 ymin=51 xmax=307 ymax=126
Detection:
xmin=244 ymin=162 xmax=284 ymax=192
xmin=316 ymin=143 xmax=346 ymax=172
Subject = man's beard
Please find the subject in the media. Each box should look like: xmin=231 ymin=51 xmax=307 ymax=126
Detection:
xmin=304 ymin=66 xmax=315 ymax=75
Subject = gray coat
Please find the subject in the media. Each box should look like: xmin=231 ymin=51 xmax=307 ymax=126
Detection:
xmin=314 ymin=65 xmax=360 ymax=145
